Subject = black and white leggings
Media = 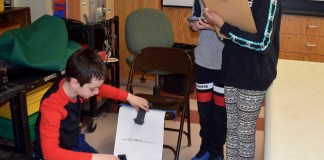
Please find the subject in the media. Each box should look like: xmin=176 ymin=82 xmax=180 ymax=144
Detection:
xmin=224 ymin=86 xmax=265 ymax=160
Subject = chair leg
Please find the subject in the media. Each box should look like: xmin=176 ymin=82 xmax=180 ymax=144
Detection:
xmin=129 ymin=85 xmax=133 ymax=94
xmin=163 ymin=144 xmax=176 ymax=155
xmin=175 ymin=105 xmax=187 ymax=160
xmin=87 ymin=96 xmax=98 ymax=133
xmin=186 ymin=99 xmax=192 ymax=146
xmin=153 ymin=85 xmax=160 ymax=96
xmin=153 ymin=74 xmax=160 ymax=95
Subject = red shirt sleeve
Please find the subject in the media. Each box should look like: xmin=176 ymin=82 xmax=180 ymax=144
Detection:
xmin=98 ymin=84 xmax=128 ymax=102
xmin=39 ymin=98 xmax=92 ymax=160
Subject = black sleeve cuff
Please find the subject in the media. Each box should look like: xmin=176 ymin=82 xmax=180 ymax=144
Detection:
xmin=220 ymin=22 xmax=232 ymax=37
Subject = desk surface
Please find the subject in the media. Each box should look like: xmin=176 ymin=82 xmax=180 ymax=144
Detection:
xmin=264 ymin=60 xmax=324 ymax=160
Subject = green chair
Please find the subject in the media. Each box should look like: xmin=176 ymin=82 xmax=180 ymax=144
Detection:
xmin=125 ymin=8 xmax=174 ymax=95
xmin=125 ymin=8 xmax=174 ymax=65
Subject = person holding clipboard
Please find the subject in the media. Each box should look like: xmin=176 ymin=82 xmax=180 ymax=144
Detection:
xmin=203 ymin=0 xmax=282 ymax=159
xmin=188 ymin=0 xmax=226 ymax=160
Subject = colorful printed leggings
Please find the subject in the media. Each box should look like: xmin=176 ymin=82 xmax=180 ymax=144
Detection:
xmin=224 ymin=86 xmax=265 ymax=160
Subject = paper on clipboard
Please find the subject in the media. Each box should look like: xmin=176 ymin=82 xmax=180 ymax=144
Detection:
xmin=202 ymin=0 xmax=257 ymax=38
xmin=113 ymin=106 xmax=166 ymax=160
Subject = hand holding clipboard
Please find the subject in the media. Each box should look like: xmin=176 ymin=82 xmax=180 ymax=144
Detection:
xmin=202 ymin=0 xmax=257 ymax=38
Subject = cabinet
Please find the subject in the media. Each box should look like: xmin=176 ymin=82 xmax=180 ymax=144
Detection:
xmin=279 ymin=14 xmax=324 ymax=62
xmin=0 ymin=7 xmax=31 ymax=35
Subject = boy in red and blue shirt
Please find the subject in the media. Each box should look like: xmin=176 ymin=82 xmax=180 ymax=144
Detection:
xmin=34 ymin=48 xmax=149 ymax=160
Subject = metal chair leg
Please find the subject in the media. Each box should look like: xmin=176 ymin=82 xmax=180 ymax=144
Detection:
xmin=153 ymin=74 xmax=160 ymax=96
xmin=87 ymin=96 xmax=98 ymax=133
xmin=174 ymin=105 xmax=187 ymax=160
xmin=186 ymin=99 xmax=192 ymax=146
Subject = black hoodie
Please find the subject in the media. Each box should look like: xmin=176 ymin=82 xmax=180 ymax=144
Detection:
xmin=219 ymin=0 xmax=282 ymax=90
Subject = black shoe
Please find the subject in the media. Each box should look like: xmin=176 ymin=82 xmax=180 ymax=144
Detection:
xmin=208 ymin=149 xmax=224 ymax=160
xmin=208 ymin=154 xmax=224 ymax=160
xmin=192 ymin=149 xmax=210 ymax=160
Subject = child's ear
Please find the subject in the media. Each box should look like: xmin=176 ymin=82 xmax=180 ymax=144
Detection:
xmin=70 ymin=78 xmax=80 ymax=88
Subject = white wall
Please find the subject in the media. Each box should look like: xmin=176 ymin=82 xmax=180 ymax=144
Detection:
xmin=14 ymin=0 xmax=52 ymax=22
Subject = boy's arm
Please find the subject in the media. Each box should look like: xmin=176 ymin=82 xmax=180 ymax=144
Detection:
xmin=98 ymin=84 xmax=149 ymax=111
xmin=40 ymin=100 xmax=92 ymax=160
xmin=98 ymin=84 xmax=128 ymax=101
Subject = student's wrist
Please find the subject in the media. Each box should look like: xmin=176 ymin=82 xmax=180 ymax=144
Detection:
xmin=126 ymin=93 xmax=133 ymax=102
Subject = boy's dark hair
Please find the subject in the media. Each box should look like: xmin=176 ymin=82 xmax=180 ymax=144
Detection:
xmin=65 ymin=48 xmax=107 ymax=87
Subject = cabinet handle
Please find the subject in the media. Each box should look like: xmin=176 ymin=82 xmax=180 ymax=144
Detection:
xmin=288 ymin=17 xmax=293 ymax=20
xmin=305 ymin=44 xmax=317 ymax=47
xmin=307 ymin=25 xmax=319 ymax=29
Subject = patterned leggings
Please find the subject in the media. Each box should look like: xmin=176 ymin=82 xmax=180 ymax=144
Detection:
xmin=224 ymin=86 xmax=265 ymax=160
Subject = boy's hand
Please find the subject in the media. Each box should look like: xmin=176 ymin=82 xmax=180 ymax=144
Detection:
xmin=127 ymin=93 xmax=149 ymax=111
xmin=190 ymin=19 xmax=215 ymax=31
xmin=92 ymin=154 xmax=119 ymax=160
xmin=189 ymin=21 xmax=199 ymax=31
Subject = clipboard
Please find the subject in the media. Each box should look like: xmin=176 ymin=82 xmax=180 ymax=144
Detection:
xmin=202 ymin=0 xmax=257 ymax=38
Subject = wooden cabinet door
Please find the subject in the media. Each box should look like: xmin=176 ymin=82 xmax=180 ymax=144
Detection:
xmin=309 ymin=54 xmax=324 ymax=62
xmin=280 ymin=34 xmax=303 ymax=53
xmin=279 ymin=14 xmax=324 ymax=63
xmin=301 ymin=35 xmax=324 ymax=55
xmin=281 ymin=34 xmax=324 ymax=55
xmin=279 ymin=52 xmax=311 ymax=61
xmin=280 ymin=52 xmax=324 ymax=63
xmin=9 ymin=8 xmax=31 ymax=27
xmin=302 ymin=16 xmax=324 ymax=36
xmin=280 ymin=15 xmax=303 ymax=34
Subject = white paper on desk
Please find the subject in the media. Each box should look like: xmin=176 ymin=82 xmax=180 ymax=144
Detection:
xmin=113 ymin=106 xmax=166 ymax=160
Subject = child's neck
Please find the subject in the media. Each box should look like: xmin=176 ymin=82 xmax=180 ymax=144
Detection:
xmin=63 ymin=81 xmax=78 ymax=100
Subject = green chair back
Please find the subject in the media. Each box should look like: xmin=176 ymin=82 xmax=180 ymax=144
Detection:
xmin=125 ymin=8 xmax=174 ymax=60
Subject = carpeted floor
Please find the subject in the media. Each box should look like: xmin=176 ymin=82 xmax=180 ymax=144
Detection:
xmin=83 ymin=86 xmax=265 ymax=160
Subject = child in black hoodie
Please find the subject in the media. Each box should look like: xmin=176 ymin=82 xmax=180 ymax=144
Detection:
xmin=204 ymin=0 xmax=282 ymax=159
